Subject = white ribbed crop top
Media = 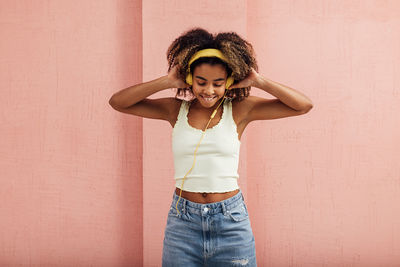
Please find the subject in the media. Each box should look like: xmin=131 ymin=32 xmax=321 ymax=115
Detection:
xmin=172 ymin=98 xmax=241 ymax=193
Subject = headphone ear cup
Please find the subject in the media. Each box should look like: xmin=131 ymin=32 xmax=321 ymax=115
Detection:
xmin=225 ymin=76 xmax=234 ymax=89
xmin=186 ymin=73 xmax=193 ymax=85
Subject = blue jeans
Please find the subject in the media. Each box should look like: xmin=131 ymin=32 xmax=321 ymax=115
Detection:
xmin=162 ymin=189 xmax=257 ymax=266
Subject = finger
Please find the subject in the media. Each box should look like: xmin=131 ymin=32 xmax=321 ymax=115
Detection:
xmin=228 ymin=83 xmax=242 ymax=90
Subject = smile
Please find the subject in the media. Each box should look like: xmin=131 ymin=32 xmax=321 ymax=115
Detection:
xmin=201 ymin=95 xmax=217 ymax=102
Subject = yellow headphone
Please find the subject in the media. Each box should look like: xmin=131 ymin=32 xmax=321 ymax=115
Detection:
xmin=185 ymin=48 xmax=234 ymax=89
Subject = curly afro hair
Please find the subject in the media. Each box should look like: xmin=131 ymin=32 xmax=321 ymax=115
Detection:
xmin=167 ymin=27 xmax=258 ymax=101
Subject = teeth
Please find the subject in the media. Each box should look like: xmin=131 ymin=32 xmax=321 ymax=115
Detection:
xmin=202 ymin=96 xmax=216 ymax=102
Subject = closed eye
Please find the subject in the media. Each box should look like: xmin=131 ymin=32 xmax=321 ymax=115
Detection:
xmin=196 ymin=81 xmax=224 ymax=87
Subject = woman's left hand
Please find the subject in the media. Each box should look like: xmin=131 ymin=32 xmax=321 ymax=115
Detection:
xmin=227 ymin=68 xmax=260 ymax=90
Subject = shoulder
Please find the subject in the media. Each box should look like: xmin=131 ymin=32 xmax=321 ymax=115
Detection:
xmin=231 ymin=95 xmax=257 ymax=109
xmin=230 ymin=95 xmax=274 ymax=124
xmin=171 ymin=97 xmax=184 ymax=107
xmin=231 ymin=95 xmax=258 ymax=116
xmin=230 ymin=96 xmax=256 ymax=126
xmin=149 ymin=97 xmax=183 ymax=116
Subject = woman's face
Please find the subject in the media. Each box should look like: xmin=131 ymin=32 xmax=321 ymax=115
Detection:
xmin=191 ymin=63 xmax=228 ymax=108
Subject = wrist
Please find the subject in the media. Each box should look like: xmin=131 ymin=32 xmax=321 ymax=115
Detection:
xmin=253 ymin=73 xmax=265 ymax=88
xmin=157 ymin=75 xmax=173 ymax=89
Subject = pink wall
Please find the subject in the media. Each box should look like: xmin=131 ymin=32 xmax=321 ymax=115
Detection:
xmin=0 ymin=0 xmax=143 ymax=265
xmin=1 ymin=0 xmax=400 ymax=266
xmin=247 ymin=1 xmax=400 ymax=266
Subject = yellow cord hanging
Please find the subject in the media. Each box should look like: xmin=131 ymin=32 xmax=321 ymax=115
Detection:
xmin=175 ymin=91 xmax=229 ymax=215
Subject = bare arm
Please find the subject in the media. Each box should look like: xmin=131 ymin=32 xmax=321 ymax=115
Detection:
xmin=109 ymin=75 xmax=171 ymax=109
xmin=252 ymin=74 xmax=313 ymax=112
xmin=108 ymin=65 xmax=189 ymax=124
xmin=229 ymin=68 xmax=313 ymax=122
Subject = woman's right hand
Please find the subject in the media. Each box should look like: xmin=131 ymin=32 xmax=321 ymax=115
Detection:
xmin=167 ymin=65 xmax=190 ymax=89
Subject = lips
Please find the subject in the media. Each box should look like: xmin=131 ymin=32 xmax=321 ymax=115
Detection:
xmin=201 ymin=95 xmax=217 ymax=102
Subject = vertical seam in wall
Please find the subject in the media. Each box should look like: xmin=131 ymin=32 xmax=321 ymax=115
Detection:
xmin=244 ymin=0 xmax=249 ymax=198
xmin=139 ymin=0 xmax=144 ymax=265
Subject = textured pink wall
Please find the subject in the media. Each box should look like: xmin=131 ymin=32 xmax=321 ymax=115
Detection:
xmin=0 ymin=0 xmax=143 ymax=265
xmin=247 ymin=0 xmax=400 ymax=266
xmin=2 ymin=0 xmax=400 ymax=266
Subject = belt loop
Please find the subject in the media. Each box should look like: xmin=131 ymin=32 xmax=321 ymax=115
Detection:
xmin=221 ymin=202 xmax=227 ymax=215
xmin=182 ymin=199 xmax=186 ymax=214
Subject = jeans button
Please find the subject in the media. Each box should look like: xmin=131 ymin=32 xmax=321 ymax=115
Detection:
xmin=203 ymin=207 xmax=209 ymax=212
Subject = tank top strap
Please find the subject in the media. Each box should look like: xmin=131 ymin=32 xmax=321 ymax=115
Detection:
xmin=175 ymin=99 xmax=189 ymax=127
xmin=222 ymin=98 xmax=236 ymax=128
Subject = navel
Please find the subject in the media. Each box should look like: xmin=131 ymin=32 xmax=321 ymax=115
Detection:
xmin=202 ymin=192 xmax=208 ymax=197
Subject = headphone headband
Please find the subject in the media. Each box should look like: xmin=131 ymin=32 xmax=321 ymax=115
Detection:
xmin=186 ymin=48 xmax=234 ymax=89
xmin=187 ymin=48 xmax=229 ymax=68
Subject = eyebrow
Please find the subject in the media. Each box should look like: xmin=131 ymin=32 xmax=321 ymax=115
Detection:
xmin=195 ymin=76 xmax=225 ymax=82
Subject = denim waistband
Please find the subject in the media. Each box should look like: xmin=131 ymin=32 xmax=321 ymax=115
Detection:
xmin=172 ymin=189 xmax=245 ymax=216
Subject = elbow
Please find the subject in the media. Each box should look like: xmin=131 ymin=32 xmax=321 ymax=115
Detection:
xmin=109 ymin=96 xmax=119 ymax=107
xmin=108 ymin=97 xmax=114 ymax=106
xmin=300 ymin=102 xmax=313 ymax=113
xmin=108 ymin=98 xmax=115 ymax=108
xmin=108 ymin=97 xmax=121 ymax=110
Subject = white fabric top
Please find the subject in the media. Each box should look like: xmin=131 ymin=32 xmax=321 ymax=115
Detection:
xmin=172 ymin=98 xmax=241 ymax=193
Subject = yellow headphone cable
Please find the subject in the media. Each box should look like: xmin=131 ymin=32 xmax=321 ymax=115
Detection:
xmin=175 ymin=90 xmax=229 ymax=215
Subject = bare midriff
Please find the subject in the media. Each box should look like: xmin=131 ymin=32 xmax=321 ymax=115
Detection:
xmin=175 ymin=187 xmax=240 ymax=204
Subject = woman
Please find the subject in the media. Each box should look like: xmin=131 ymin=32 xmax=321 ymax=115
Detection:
xmin=109 ymin=28 xmax=313 ymax=266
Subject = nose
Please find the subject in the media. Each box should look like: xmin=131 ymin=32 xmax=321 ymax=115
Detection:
xmin=204 ymin=84 xmax=216 ymax=95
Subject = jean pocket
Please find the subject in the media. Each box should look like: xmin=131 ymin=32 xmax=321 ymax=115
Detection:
xmin=168 ymin=205 xmax=194 ymax=222
xmin=168 ymin=205 xmax=181 ymax=217
xmin=225 ymin=202 xmax=249 ymax=222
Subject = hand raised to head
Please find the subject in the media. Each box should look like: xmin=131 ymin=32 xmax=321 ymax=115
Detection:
xmin=167 ymin=65 xmax=190 ymax=89
xmin=227 ymin=68 xmax=260 ymax=90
